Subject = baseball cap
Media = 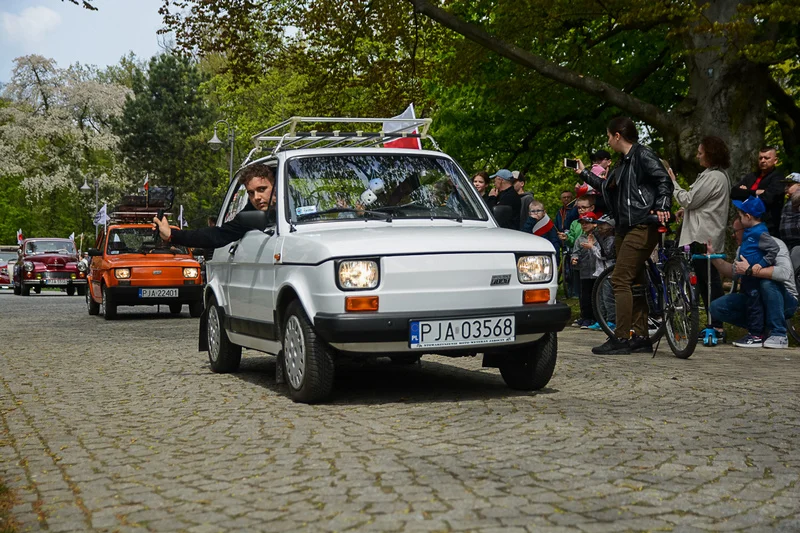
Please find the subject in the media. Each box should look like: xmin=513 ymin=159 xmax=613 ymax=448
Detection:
xmin=578 ymin=212 xmax=600 ymax=223
xmin=780 ymin=172 xmax=800 ymax=184
xmin=490 ymin=169 xmax=515 ymax=181
xmin=596 ymin=214 xmax=615 ymax=226
xmin=732 ymin=196 xmax=766 ymax=218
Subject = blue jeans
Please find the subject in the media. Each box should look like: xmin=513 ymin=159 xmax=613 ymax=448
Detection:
xmin=710 ymin=279 xmax=798 ymax=337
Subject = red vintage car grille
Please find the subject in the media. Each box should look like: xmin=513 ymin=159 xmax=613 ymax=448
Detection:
xmin=43 ymin=272 xmax=71 ymax=279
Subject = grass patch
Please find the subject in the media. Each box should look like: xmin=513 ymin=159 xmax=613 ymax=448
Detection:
xmin=0 ymin=480 xmax=18 ymax=533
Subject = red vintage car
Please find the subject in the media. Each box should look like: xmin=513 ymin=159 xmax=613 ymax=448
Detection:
xmin=0 ymin=246 xmax=17 ymax=289
xmin=13 ymin=238 xmax=87 ymax=296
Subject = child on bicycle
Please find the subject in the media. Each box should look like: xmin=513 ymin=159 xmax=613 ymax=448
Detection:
xmin=731 ymin=196 xmax=780 ymax=347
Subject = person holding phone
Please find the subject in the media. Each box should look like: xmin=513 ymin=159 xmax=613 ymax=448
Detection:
xmin=573 ymin=116 xmax=673 ymax=355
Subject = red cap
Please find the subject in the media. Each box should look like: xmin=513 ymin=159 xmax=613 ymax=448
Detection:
xmin=578 ymin=212 xmax=599 ymax=222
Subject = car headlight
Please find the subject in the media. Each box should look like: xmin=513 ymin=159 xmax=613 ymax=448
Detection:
xmin=114 ymin=268 xmax=131 ymax=279
xmin=517 ymin=255 xmax=553 ymax=283
xmin=337 ymin=260 xmax=379 ymax=290
xmin=77 ymin=260 xmax=88 ymax=272
xmin=183 ymin=267 xmax=199 ymax=278
xmin=23 ymin=261 xmax=34 ymax=272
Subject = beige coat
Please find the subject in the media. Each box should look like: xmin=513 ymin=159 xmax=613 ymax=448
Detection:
xmin=673 ymin=168 xmax=731 ymax=253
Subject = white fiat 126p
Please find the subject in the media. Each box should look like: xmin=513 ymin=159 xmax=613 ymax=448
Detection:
xmin=199 ymin=117 xmax=571 ymax=403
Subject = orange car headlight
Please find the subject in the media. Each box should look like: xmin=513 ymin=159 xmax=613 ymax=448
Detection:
xmin=183 ymin=267 xmax=199 ymax=278
xmin=114 ymin=268 xmax=131 ymax=279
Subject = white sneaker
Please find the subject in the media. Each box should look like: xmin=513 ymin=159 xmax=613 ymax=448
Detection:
xmin=763 ymin=335 xmax=788 ymax=349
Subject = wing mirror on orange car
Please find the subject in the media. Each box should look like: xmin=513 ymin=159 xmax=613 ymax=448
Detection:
xmin=87 ymin=248 xmax=103 ymax=257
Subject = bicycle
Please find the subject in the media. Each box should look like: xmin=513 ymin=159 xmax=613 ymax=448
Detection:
xmin=591 ymin=222 xmax=700 ymax=359
xmin=787 ymin=265 xmax=800 ymax=344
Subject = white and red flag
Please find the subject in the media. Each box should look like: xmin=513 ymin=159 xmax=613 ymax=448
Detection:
xmin=16 ymin=228 xmax=23 ymax=244
xmin=143 ymin=174 xmax=149 ymax=193
xmin=383 ymin=104 xmax=421 ymax=149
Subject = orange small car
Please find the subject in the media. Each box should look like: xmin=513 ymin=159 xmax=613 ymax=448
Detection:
xmin=86 ymin=223 xmax=204 ymax=320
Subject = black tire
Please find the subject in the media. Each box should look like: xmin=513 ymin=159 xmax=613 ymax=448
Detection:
xmin=86 ymin=285 xmax=100 ymax=315
xmin=389 ymin=354 xmax=422 ymax=365
xmin=67 ymin=286 xmax=75 ymax=296
xmin=33 ymin=286 xmax=41 ymax=294
xmin=21 ymin=284 xmax=30 ymax=296
xmin=189 ymin=301 xmax=204 ymax=318
xmin=206 ymin=298 xmax=242 ymax=373
xmin=591 ymin=264 xmax=665 ymax=342
xmin=282 ymin=300 xmax=335 ymax=403
xmin=663 ymin=259 xmax=699 ymax=359
xmin=169 ymin=303 xmax=182 ymax=315
xmin=101 ymin=286 xmax=117 ymax=320
xmin=498 ymin=332 xmax=557 ymax=391
xmin=76 ymin=285 xmax=86 ymax=296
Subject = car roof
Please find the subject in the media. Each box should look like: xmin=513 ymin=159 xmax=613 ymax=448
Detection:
xmin=245 ymin=147 xmax=455 ymax=169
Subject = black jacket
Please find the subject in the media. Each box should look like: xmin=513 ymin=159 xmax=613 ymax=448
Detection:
xmin=171 ymin=203 xmax=257 ymax=249
xmin=581 ymin=144 xmax=672 ymax=229
xmin=486 ymin=186 xmax=522 ymax=229
xmin=730 ymin=168 xmax=784 ymax=234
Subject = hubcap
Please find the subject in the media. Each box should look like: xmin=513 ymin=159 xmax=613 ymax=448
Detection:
xmin=284 ymin=316 xmax=306 ymax=389
xmin=208 ymin=306 xmax=221 ymax=362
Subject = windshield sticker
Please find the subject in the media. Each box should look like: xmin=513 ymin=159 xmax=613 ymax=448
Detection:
xmin=296 ymin=205 xmax=317 ymax=216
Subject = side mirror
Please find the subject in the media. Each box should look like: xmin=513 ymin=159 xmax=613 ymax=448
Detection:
xmin=236 ymin=210 xmax=272 ymax=232
xmin=191 ymin=249 xmax=205 ymax=257
xmin=492 ymin=205 xmax=513 ymax=227
xmin=87 ymin=248 xmax=102 ymax=257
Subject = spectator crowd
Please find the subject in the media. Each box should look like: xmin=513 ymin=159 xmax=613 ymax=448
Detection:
xmin=472 ymin=119 xmax=800 ymax=353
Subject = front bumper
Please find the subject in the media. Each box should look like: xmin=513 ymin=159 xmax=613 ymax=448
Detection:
xmin=23 ymin=278 xmax=87 ymax=286
xmin=107 ymin=285 xmax=203 ymax=305
xmin=313 ymin=303 xmax=572 ymax=345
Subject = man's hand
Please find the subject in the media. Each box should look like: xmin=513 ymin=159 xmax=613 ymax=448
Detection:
xmin=152 ymin=215 xmax=172 ymax=241
xmin=656 ymin=209 xmax=670 ymax=224
xmin=733 ymin=256 xmax=751 ymax=275
xmin=574 ymin=159 xmax=585 ymax=174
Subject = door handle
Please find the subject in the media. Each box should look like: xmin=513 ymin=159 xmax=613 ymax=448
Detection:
xmin=228 ymin=243 xmax=238 ymax=255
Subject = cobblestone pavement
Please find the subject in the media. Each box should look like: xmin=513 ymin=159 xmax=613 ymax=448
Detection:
xmin=1 ymin=290 xmax=799 ymax=533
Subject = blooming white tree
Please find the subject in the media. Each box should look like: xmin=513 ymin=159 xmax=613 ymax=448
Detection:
xmin=0 ymin=55 xmax=133 ymax=200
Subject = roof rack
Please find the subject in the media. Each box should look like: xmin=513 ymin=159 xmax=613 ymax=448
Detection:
xmin=109 ymin=206 xmax=172 ymax=225
xmin=247 ymin=116 xmax=436 ymax=159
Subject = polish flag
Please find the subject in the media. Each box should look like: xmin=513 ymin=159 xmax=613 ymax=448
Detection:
xmin=16 ymin=228 xmax=24 ymax=244
xmin=143 ymin=174 xmax=149 ymax=193
xmin=383 ymin=104 xmax=421 ymax=149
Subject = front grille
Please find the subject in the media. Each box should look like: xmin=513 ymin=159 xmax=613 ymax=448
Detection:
xmin=44 ymin=272 xmax=71 ymax=279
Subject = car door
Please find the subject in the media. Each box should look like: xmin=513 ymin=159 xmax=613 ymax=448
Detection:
xmin=227 ymin=228 xmax=279 ymax=333
xmin=210 ymin=180 xmax=250 ymax=313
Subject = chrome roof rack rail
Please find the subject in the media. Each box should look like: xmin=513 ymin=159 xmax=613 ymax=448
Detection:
xmin=250 ymin=116 xmax=436 ymax=154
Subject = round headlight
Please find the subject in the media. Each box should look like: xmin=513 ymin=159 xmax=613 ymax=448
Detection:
xmin=338 ymin=260 xmax=379 ymax=290
xmin=23 ymin=261 xmax=34 ymax=272
xmin=517 ymin=255 xmax=553 ymax=283
xmin=114 ymin=268 xmax=131 ymax=279
xmin=77 ymin=260 xmax=88 ymax=272
xmin=183 ymin=267 xmax=199 ymax=278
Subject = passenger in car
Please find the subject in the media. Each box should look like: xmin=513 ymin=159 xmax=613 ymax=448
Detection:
xmin=152 ymin=163 xmax=275 ymax=249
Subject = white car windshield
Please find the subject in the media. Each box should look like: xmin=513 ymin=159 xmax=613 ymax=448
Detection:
xmin=285 ymin=154 xmax=487 ymax=224
xmin=25 ymin=240 xmax=75 ymax=255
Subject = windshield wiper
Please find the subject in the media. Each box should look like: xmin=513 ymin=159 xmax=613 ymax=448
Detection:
xmin=297 ymin=207 xmax=392 ymax=222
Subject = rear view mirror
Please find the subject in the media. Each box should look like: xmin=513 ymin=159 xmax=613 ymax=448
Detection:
xmin=87 ymin=248 xmax=102 ymax=257
xmin=492 ymin=205 xmax=513 ymax=227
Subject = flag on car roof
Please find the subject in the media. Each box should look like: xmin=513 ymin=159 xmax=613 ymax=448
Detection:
xmin=93 ymin=204 xmax=109 ymax=226
xmin=16 ymin=228 xmax=23 ymax=244
xmin=383 ymin=103 xmax=421 ymax=150
xmin=68 ymin=232 xmax=75 ymax=241
xmin=144 ymin=174 xmax=149 ymax=193
xmin=178 ymin=205 xmax=189 ymax=228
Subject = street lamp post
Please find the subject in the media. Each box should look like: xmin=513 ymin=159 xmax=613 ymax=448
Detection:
xmin=80 ymin=177 xmax=99 ymax=240
xmin=208 ymin=119 xmax=236 ymax=183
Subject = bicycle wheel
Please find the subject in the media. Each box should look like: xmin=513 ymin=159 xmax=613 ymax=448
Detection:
xmin=662 ymin=258 xmax=699 ymax=359
xmin=787 ymin=266 xmax=800 ymax=344
xmin=591 ymin=264 xmax=665 ymax=342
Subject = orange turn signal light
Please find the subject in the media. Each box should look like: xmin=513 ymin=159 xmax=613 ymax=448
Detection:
xmin=523 ymin=289 xmax=550 ymax=304
xmin=345 ymin=296 xmax=379 ymax=312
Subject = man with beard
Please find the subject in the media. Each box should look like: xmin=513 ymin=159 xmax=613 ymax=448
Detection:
xmin=731 ymin=147 xmax=785 ymax=234
xmin=778 ymin=172 xmax=800 ymax=268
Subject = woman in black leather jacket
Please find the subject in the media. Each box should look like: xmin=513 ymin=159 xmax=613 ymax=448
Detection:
xmin=574 ymin=117 xmax=673 ymax=355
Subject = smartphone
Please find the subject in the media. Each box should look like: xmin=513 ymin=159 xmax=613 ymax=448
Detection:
xmin=564 ymin=158 xmax=579 ymax=169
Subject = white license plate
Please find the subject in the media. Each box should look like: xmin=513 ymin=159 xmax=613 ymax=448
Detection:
xmin=139 ymin=288 xmax=178 ymax=298
xmin=409 ymin=316 xmax=515 ymax=349
xmin=45 ymin=279 xmax=68 ymax=285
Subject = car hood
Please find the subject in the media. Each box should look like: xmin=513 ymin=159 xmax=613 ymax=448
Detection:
xmin=104 ymin=255 xmax=200 ymax=267
xmin=281 ymin=224 xmax=554 ymax=264
xmin=25 ymin=253 xmax=79 ymax=265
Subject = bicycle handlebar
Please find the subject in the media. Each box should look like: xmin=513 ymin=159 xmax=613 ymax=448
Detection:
xmin=691 ymin=253 xmax=725 ymax=260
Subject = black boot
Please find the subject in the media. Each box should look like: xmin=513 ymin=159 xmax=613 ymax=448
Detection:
xmin=592 ymin=337 xmax=631 ymax=355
